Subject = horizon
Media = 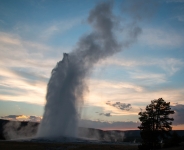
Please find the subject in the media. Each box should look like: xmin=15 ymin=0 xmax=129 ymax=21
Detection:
xmin=1 ymin=118 xmax=184 ymax=132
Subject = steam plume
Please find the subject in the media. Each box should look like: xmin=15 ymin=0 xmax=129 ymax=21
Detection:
xmin=37 ymin=2 xmax=141 ymax=138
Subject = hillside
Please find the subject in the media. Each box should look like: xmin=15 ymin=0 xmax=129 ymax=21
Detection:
xmin=1 ymin=119 xmax=184 ymax=143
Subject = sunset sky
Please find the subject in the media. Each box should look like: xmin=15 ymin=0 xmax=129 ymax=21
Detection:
xmin=0 ymin=0 xmax=184 ymax=130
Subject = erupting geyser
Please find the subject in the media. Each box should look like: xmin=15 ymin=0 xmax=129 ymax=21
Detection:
xmin=37 ymin=2 xmax=141 ymax=139
xmin=37 ymin=53 xmax=78 ymax=137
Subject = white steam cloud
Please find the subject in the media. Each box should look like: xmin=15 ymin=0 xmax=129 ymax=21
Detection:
xmin=37 ymin=2 xmax=141 ymax=138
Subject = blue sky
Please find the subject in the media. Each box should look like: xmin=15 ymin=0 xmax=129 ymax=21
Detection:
xmin=0 ymin=0 xmax=184 ymax=130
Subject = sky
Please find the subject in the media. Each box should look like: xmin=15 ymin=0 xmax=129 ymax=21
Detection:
xmin=0 ymin=0 xmax=184 ymax=130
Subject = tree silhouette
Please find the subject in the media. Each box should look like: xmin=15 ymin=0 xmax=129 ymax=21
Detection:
xmin=138 ymin=98 xmax=174 ymax=149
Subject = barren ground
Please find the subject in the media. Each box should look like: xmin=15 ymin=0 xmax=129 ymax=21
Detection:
xmin=1 ymin=141 xmax=184 ymax=150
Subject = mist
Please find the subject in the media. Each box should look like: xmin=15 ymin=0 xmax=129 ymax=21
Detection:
xmin=37 ymin=2 xmax=141 ymax=138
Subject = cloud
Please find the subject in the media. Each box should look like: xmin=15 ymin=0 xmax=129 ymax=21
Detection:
xmin=0 ymin=30 xmax=72 ymax=61
xmin=83 ymin=78 xmax=184 ymax=118
xmin=0 ymin=31 xmax=68 ymax=105
xmin=166 ymin=0 xmax=184 ymax=3
xmin=96 ymin=112 xmax=111 ymax=117
xmin=176 ymin=15 xmax=184 ymax=22
xmin=1 ymin=115 xmax=42 ymax=122
xmin=98 ymin=56 xmax=184 ymax=77
xmin=139 ymin=28 xmax=184 ymax=47
xmin=40 ymin=18 xmax=82 ymax=40
xmin=157 ymin=58 xmax=184 ymax=76
xmin=0 ymin=19 xmax=5 ymax=24
xmin=121 ymin=0 xmax=158 ymax=21
xmin=0 ymin=31 xmax=73 ymax=80
xmin=129 ymin=71 xmax=166 ymax=84
xmin=29 ymin=116 xmax=42 ymax=122
xmin=0 ymin=32 xmax=48 ymax=49
xmin=79 ymin=119 xmax=140 ymax=130
xmin=1 ymin=115 xmax=21 ymax=120
xmin=106 ymin=101 xmax=132 ymax=111
xmin=0 ymin=88 xmax=25 ymax=96
xmin=10 ymin=69 xmax=48 ymax=84
xmin=0 ymin=68 xmax=46 ymax=105
xmin=0 ymin=32 xmax=58 ymax=70
xmin=171 ymin=104 xmax=184 ymax=125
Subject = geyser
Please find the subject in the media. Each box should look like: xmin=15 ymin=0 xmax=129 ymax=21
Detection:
xmin=37 ymin=2 xmax=141 ymax=138
xmin=37 ymin=53 xmax=78 ymax=137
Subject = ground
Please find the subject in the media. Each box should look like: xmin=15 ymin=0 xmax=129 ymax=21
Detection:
xmin=0 ymin=141 xmax=138 ymax=150
xmin=0 ymin=141 xmax=184 ymax=150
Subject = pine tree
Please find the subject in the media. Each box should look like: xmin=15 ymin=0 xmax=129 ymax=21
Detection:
xmin=138 ymin=98 xmax=174 ymax=149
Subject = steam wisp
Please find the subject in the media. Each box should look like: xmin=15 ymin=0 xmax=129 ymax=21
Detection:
xmin=37 ymin=2 xmax=141 ymax=138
